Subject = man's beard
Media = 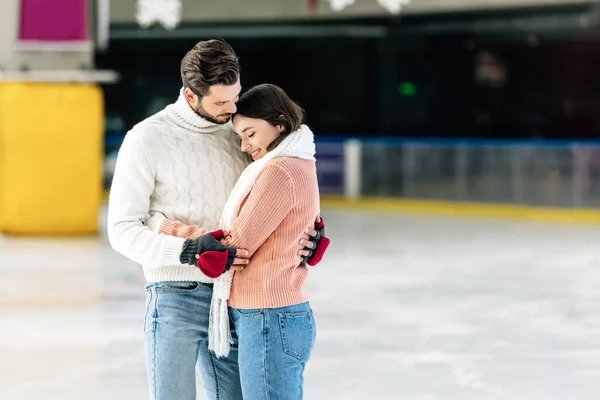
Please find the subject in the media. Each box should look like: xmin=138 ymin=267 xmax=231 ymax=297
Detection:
xmin=193 ymin=102 xmax=231 ymax=125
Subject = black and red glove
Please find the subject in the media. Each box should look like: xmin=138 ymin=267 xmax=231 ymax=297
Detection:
xmin=179 ymin=230 xmax=236 ymax=278
xmin=302 ymin=218 xmax=330 ymax=266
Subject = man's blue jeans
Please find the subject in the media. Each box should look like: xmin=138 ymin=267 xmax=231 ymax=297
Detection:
xmin=144 ymin=281 xmax=243 ymax=400
xmin=230 ymin=302 xmax=316 ymax=400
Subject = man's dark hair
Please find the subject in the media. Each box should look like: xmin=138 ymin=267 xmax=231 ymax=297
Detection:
xmin=180 ymin=39 xmax=240 ymax=97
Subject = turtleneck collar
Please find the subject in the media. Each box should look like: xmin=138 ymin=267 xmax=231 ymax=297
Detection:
xmin=169 ymin=88 xmax=223 ymax=132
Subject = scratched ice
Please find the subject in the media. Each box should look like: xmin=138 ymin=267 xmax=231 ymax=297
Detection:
xmin=2 ymin=207 xmax=600 ymax=399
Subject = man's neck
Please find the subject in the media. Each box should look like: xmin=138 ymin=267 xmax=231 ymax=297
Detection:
xmin=171 ymin=88 xmax=220 ymax=131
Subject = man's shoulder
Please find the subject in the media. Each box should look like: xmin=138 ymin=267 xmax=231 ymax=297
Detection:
xmin=126 ymin=111 xmax=171 ymax=142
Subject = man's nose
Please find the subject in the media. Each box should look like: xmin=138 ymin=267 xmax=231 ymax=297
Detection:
xmin=225 ymin=102 xmax=237 ymax=114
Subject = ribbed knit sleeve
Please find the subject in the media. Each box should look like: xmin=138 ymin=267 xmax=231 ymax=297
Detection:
xmin=158 ymin=218 xmax=208 ymax=240
xmin=228 ymin=162 xmax=295 ymax=257
xmin=228 ymin=158 xmax=318 ymax=309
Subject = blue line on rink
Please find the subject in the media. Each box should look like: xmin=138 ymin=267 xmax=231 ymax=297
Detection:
xmin=315 ymin=136 xmax=600 ymax=148
xmin=106 ymin=132 xmax=600 ymax=149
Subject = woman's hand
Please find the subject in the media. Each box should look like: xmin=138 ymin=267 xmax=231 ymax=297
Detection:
xmin=219 ymin=229 xmax=233 ymax=246
xmin=219 ymin=230 xmax=246 ymax=272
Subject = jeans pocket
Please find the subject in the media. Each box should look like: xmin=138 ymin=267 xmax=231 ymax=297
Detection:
xmin=155 ymin=281 xmax=201 ymax=294
xmin=278 ymin=309 xmax=315 ymax=361
xmin=143 ymin=286 xmax=155 ymax=333
xmin=234 ymin=308 xmax=264 ymax=318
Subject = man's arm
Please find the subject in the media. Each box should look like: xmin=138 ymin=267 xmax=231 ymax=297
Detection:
xmin=107 ymin=130 xmax=186 ymax=267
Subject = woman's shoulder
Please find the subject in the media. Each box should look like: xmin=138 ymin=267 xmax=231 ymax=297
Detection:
xmin=259 ymin=158 xmax=316 ymax=184
xmin=267 ymin=157 xmax=315 ymax=170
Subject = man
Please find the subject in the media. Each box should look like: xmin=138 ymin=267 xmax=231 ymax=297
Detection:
xmin=107 ymin=40 xmax=324 ymax=400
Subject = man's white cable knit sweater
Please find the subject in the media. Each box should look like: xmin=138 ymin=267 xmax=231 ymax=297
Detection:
xmin=107 ymin=89 xmax=249 ymax=283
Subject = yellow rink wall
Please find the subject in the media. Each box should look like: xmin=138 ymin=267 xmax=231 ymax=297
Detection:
xmin=319 ymin=196 xmax=600 ymax=225
xmin=0 ymin=82 xmax=104 ymax=235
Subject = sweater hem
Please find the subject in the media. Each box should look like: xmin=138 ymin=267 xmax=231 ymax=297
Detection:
xmin=143 ymin=264 xmax=215 ymax=284
xmin=228 ymin=288 xmax=308 ymax=309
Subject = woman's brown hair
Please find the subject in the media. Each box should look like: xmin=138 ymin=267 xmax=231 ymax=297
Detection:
xmin=235 ymin=84 xmax=305 ymax=151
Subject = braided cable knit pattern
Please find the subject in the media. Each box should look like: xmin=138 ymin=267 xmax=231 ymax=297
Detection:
xmin=107 ymin=90 xmax=249 ymax=283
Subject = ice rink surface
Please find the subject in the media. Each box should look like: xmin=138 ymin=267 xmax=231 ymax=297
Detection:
xmin=2 ymin=207 xmax=600 ymax=399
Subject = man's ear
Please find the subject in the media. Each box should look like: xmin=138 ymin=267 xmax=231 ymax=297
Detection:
xmin=183 ymin=87 xmax=196 ymax=103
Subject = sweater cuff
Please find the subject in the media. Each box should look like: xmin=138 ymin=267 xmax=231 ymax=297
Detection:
xmin=179 ymin=239 xmax=197 ymax=264
xmin=162 ymin=236 xmax=187 ymax=266
xmin=158 ymin=218 xmax=180 ymax=235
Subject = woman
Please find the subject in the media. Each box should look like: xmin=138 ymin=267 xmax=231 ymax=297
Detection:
xmin=146 ymin=83 xmax=329 ymax=399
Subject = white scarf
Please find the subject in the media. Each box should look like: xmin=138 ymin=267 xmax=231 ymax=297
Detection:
xmin=208 ymin=124 xmax=317 ymax=357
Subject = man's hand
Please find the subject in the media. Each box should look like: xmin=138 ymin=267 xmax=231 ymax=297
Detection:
xmin=298 ymin=228 xmax=317 ymax=258
xmin=298 ymin=216 xmax=330 ymax=266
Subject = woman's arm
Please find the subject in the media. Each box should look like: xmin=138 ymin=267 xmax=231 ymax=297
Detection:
xmin=227 ymin=162 xmax=295 ymax=257
xmin=160 ymin=219 xmax=208 ymax=240
xmin=144 ymin=212 xmax=248 ymax=277
xmin=145 ymin=212 xmax=208 ymax=239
